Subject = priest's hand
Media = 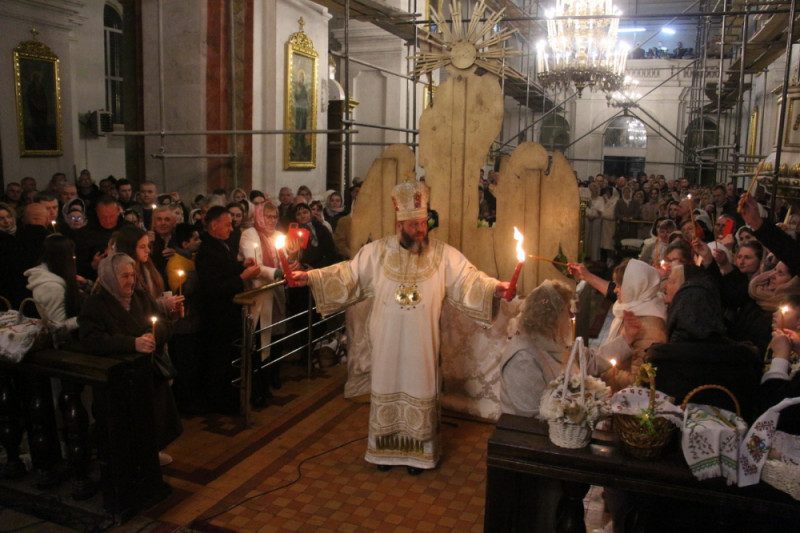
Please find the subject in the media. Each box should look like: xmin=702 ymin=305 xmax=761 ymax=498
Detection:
xmin=495 ymin=281 xmax=510 ymax=299
xmin=292 ymin=271 xmax=309 ymax=287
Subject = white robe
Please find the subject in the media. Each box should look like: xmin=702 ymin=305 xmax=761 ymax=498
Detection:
xmin=307 ymin=235 xmax=497 ymax=469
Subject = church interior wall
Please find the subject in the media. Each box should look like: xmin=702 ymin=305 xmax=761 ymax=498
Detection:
xmin=268 ymin=0 xmax=330 ymax=200
xmin=140 ymin=0 xmax=208 ymax=198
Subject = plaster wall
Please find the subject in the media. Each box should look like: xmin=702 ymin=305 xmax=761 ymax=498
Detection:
xmin=0 ymin=0 xmax=125 ymax=189
xmin=252 ymin=0 xmax=330 ymax=201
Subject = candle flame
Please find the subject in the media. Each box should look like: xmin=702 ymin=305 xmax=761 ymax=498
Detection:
xmin=610 ymin=359 xmax=617 ymax=367
xmin=660 ymin=260 xmax=666 ymax=268
xmin=275 ymin=234 xmax=286 ymax=250
xmin=781 ymin=305 xmax=790 ymax=315
xmin=513 ymin=227 xmax=525 ymax=262
xmin=150 ymin=316 xmax=158 ymax=325
xmin=151 ymin=204 xmax=157 ymax=210
xmin=177 ymin=270 xmax=184 ymax=277
xmin=254 ymin=242 xmax=259 ymax=248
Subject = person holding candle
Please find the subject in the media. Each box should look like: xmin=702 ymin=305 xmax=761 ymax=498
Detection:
xmin=600 ymin=259 xmax=667 ymax=390
xmin=759 ymin=293 xmax=800 ymax=433
xmin=239 ymin=203 xmax=290 ymax=407
xmin=292 ymin=180 xmax=509 ymax=475
xmin=79 ymin=253 xmax=182 ymax=465
xmin=196 ymin=206 xmax=261 ymax=414
xmin=165 ymin=223 xmax=203 ymax=414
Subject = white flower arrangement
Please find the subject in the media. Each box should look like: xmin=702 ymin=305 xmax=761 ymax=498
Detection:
xmin=539 ymin=372 xmax=612 ymax=427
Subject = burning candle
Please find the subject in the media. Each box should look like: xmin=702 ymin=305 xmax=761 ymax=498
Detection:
xmin=150 ymin=316 xmax=158 ymax=351
xmin=610 ymin=358 xmax=617 ymax=367
xmin=274 ymin=234 xmax=295 ymax=287
xmin=780 ymin=305 xmax=789 ymax=331
xmin=570 ymin=316 xmax=576 ymax=340
xmin=177 ymin=270 xmax=184 ymax=296
xmin=50 ymin=220 xmax=57 ymax=232
xmin=660 ymin=259 xmax=666 ymax=269
xmin=504 ymin=227 xmax=525 ymax=300
xmin=687 ymin=194 xmax=696 ymax=229
xmin=151 ymin=203 xmax=157 ymax=211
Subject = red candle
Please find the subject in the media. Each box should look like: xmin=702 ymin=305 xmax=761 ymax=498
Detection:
xmin=504 ymin=227 xmax=525 ymax=300
xmin=275 ymin=235 xmax=295 ymax=287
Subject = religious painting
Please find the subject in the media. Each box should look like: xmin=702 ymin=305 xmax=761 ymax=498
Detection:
xmin=784 ymin=96 xmax=800 ymax=148
xmin=14 ymin=35 xmax=62 ymax=156
xmin=284 ymin=20 xmax=318 ymax=170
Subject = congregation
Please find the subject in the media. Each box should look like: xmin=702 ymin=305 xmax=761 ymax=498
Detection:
xmin=0 ymin=172 xmax=363 ymax=463
xmin=3 ymin=167 xmax=800 ymax=475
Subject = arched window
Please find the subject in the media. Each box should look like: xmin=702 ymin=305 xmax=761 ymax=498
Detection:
xmin=684 ymin=117 xmax=718 ymax=184
xmin=604 ymin=116 xmax=647 ymax=149
xmin=104 ymin=4 xmax=123 ymax=122
xmin=539 ymin=114 xmax=570 ymax=153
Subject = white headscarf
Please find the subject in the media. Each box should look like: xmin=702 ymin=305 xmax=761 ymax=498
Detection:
xmin=608 ymin=259 xmax=667 ymax=340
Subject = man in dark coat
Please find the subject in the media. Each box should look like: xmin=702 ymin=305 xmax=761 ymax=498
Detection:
xmin=73 ymin=196 xmax=125 ymax=280
xmin=195 ymin=206 xmax=260 ymax=414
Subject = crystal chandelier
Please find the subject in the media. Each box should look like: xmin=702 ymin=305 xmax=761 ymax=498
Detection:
xmin=537 ymin=0 xmax=629 ymax=96
xmin=607 ymin=76 xmax=641 ymax=107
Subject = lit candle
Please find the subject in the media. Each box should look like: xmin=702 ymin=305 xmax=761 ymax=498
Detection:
xmin=687 ymin=194 xmax=696 ymax=230
xmin=151 ymin=203 xmax=157 ymax=210
xmin=571 ymin=316 xmax=576 ymax=340
xmin=780 ymin=305 xmax=789 ymax=331
xmin=505 ymin=227 xmax=525 ymax=300
xmin=177 ymin=270 xmax=184 ymax=296
xmin=150 ymin=316 xmax=158 ymax=352
xmin=274 ymin=234 xmax=295 ymax=287
xmin=660 ymin=259 xmax=666 ymax=270
xmin=610 ymin=358 xmax=617 ymax=367
xmin=51 ymin=220 xmax=57 ymax=232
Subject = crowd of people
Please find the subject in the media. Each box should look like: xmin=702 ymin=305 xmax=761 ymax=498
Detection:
xmin=0 ymin=171 xmax=365 ymax=462
xmin=503 ymin=169 xmax=800 ymax=448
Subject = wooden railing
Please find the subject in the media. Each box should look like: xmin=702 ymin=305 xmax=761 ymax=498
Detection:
xmin=0 ymin=349 xmax=169 ymax=524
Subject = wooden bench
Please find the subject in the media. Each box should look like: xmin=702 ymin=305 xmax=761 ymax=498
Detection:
xmin=485 ymin=414 xmax=800 ymax=533
xmin=0 ymin=349 xmax=169 ymax=523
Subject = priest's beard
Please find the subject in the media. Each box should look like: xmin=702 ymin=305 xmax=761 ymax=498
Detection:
xmin=399 ymin=228 xmax=429 ymax=255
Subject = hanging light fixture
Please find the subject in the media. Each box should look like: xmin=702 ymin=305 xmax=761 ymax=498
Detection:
xmin=607 ymin=75 xmax=641 ymax=107
xmin=537 ymin=0 xmax=629 ymax=97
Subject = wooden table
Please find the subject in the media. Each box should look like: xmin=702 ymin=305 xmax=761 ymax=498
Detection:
xmin=484 ymin=414 xmax=800 ymax=533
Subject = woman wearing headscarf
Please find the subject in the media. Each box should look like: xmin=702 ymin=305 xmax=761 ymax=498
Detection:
xmin=600 ymin=259 xmax=668 ymax=390
xmin=323 ymin=190 xmax=345 ymax=232
xmin=79 ymin=253 xmax=182 ymax=463
xmin=238 ymin=202 xmax=289 ymax=406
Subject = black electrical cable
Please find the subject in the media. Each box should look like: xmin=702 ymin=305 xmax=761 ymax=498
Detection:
xmin=191 ymin=435 xmax=367 ymax=527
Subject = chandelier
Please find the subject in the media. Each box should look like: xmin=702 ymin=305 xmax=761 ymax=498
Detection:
xmin=607 ymin=76 xmax=641 ymax=107
xmin=537 ymin=0 xmax=629 ymax=96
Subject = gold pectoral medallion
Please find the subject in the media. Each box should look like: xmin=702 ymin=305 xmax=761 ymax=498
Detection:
xmin=394 ymin=284 xmax=422 ymax=308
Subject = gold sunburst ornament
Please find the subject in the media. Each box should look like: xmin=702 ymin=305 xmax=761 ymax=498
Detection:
xmin=410 ymin=0 xmax=523 ymax=81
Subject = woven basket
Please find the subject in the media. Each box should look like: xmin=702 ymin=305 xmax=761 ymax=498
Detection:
xmin=548 ymin=420 xmax=592 ymax=449
xmin=613 ymin=365 xmax=677 ymax=460
xmin=761 ymin=431 xmax=800 ymax=500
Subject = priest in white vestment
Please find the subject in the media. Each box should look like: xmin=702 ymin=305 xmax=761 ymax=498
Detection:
xmin=293 ymin=181 xmax=508 ymax=474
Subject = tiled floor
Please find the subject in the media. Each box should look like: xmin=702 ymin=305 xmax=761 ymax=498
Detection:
xmin=1 ymin=361 xmax=609 ymax=532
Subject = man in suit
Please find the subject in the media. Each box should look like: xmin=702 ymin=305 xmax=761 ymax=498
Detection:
xmin=195 ymin=206 xmax=260 ymax=413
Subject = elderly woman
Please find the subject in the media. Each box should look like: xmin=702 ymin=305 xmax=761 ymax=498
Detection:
xmin=79 ymin=253 xmax=182 ymax=464
xmin=500 ymin=280 xmax=641 ymax=416
xmin=600 ymin=259 xmax=668 ymax=390
xmin=238 ymin=202 xmax=288 ymax=406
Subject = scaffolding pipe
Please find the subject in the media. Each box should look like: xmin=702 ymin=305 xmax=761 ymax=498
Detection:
xmin=151 ymin=153 xmax=236 ymax=159
xmin=331 ymin=51 xmax=416 ymax=80
xmin=157 ymin=0 xmax=166 ymax=190
xmin=344 ymin=0 xmax=352 ymax=189
xmin=110 ymin=128 xmax=354 ymax=136
xmin=228 ymin=0 xmax=239 ymax=189
xmin=732 ymin=1 xmax=750 ymax=177
xmin=771 ymin=0 xmax=797 ymax=221
xmin=343 ymin=120 xmax=419 ymax=134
